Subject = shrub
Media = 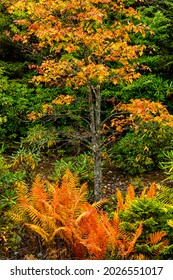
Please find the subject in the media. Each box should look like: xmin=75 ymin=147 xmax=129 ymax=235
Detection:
xmin=160 ymin=150 xmax=173 ymax=181
xmin=114 ymin=75 xmax=172 ymax=105
xmin=108 ymin=183 xmax=173 ymax=259
xmin=51 ymin=153 xmax=94 ymax=186
xmin=110 ymin=122 xmax=173 ymax=175
xmin=22 ymin=124 xmax=59 ymax=152
xmin=11 ymin=147 xmax=41 ymax=173
xmin=0 ymin=145 xmax=25 ymax=210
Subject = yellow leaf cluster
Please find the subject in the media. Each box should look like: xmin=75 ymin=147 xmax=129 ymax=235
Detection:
xmin=52 ymin=95 xmax=74 ymax=105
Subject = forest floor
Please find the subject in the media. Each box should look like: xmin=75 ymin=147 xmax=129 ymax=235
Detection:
xmin=35 ymin=156 xmax=172 ymax=197
xmin=102 ymin=168 xmax=172 ymax=196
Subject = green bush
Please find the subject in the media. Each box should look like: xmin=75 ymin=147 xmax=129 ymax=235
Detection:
xmin=115 ymin=75 xmax=173 ymax=104
xmin=110 ymin=122 xmax=173 ymax=175
xmin=119 ymin=195 xmax=173 ymax=259
xmin=104 ymin=183 xmax=173 ymax=259
xmin=22 ymin=124 xmax=59 ymax=152
xmin=51 ymin=152 xmax=94 ymax=186
xmin=160 ymin=150 xmax=173 ymax=181
xmin=0 ymin=148 xmax=25 ymax=210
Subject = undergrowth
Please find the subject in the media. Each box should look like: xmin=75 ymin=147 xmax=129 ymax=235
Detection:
xmin=3 ymin=171 xmax=173 ymax=260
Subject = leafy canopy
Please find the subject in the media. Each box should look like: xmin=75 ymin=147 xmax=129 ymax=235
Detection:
xmin=8 ymin=0 xmax=147 ymax=88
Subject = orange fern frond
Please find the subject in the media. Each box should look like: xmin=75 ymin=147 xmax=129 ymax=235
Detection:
xmin=81 ymin=242 xmax=102 ymax=260
xmin=140 ymin=186 xmax=147 ymax=198
xmin=8 ymin=170 xmax=146 ymax=259
xmin=116 ymin=188 xmax=125 ymax=211
xmin=78 ymin=182 xmax=88 ymax=203
xmin=73 ymin=241 xmax=87 ymax=259
xmin=76 ymin=209 xmax=109 ymax=259
xmin=75 ymin=209 xmax=93 ymax=225
xmin=62 ymin=169 xmax=79 ymax=189
xmin=125 ymin=184 xmax=135 ymax=207
xmin=127 ymin=184 xmax=135 ymax=200
xmin=117 ymin=222 xmax=143 ymax=259
xmin=149 ymin=231 xmax=167 ymax=246
xmin=113 ymin=212 xmax=120 ymax=228
xmin=92 ymin=198 xmax=109 ymax=210
xmin=35 ymin=199 xmax=53 ymax=216
xmin=6 ymin=210 xmax=25 ymax=224
xmin=146 ymin=182 xmax=156 ymax=198
xmin=24 ymin=223 xmax=50 ymax=242
xmin=51 ymin=226 xmax=74 ymax=245
xmin=123 ymin=222 xmax=143 ymax=258
xmin=148 ymin=231 xmax=169 ymax=257
xmin=24 ymin=204 xmax=44 ymax=225
xmin=131 ymin=253 xmax=148 ymax=260
xmin=51 ymin=185 xmax=60 ymax=212
xmin=16 ymin=182 xmax=29 ymax=201
xmin=101 ymin=212 xmax=120 ymax=256
xmin=32 ymin=174 xmax=48 ymax=202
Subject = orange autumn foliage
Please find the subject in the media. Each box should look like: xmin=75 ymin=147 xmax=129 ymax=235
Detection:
xmin=8 ymin=0 xmax=147 ymax=88
xmin=115 ymin=98 xmax=173 ymax=127
xmin=7 ymin=170 xmax=142 ymax=259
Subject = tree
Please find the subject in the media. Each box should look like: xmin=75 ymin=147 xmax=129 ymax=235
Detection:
xmin=8 ymin=0 xmax=146 ymax=200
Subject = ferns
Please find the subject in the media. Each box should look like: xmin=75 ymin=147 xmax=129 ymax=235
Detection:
xmin=7 ymin=173 xmax=173 ymax=259
xmin=7 ymin=170 xmax=143 ymax=259
xmin=114 ymin=183 xmax=173 ymax=259
xmin=156 ymin=184 xmax=173 ymax=206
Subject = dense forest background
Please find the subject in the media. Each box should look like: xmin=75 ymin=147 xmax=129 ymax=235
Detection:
xmin=1 ymin=0 xmax=173 ymax=260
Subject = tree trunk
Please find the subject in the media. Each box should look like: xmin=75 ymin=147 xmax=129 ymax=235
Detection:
xmin=88 ymin=83 xmax=102 ymax=201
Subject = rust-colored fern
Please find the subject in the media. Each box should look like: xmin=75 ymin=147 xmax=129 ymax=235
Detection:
xmin=149 ymin=231 xmax=167 ymax=246
xmin=125 ymin=184 xmax=135 ymax=208
xmin=122 ymin=222 xmax=143 ymax=258
xmin=148 ymin=231 xmax=169 ymax=257
xmin=146 ymin=182 xmax=156 ymax=198
xmin=127 ymin=184 xmax=135 ymax=201
xmin=140 ymin=186 xmax=147 ymax=198
xmin=7 ymin=170 xmax=143 ymax=259
xmin=116 ymin=188 xmax=125 ymax=211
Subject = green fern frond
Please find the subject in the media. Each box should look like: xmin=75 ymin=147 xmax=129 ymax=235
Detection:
xmin=156 ymin=185 xmax=173 ymax=205
xmin=149 ymin=240 xmax=169 ymax=257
